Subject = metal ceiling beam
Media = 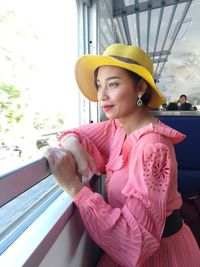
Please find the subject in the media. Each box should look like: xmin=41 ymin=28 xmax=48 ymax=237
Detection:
xmin=112 ymin=0 xmax=193 ymax=80
xmin=153 ymin=6 xmax=164 ymax=61
xmin=121 ymin=15 xmax=132 ymax=44
xmin=103 ymin=0 xmax=126 ymax=44
xmin=157 ymin=0 xmax=192 ymax=79
xmin=154 ymin=57 xmax=168 ymax=63
xmin=115 ymin=0 xmax=132 ymax=44
xmin=155 ymin=3 xmax=177 ymax=74
xmin=149 ymin=50 xmax=170 ymax=57
xmin=146 ymin=0 xmax=152 ymax=53
xmin=80 ymin=0 xmax=92 ymax=7
xmin=135 ymin=0 xmax=141 ymax=46
xmin=115 ymin=17 xmax=127 ymax=43
xmin=113 ymin=0 xmax=192 ymax=17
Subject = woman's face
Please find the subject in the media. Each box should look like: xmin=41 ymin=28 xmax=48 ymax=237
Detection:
xmin=96 ymin=65 xmax=140 ymax=120
xmin=180 ymin=96 xmax=187 ymax=104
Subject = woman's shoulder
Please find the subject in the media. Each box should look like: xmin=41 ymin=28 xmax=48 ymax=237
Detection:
xmin=129 ymin=121 xmax=186 ymax=145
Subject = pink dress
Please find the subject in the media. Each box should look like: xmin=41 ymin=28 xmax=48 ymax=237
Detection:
xmin=59 ymin=119 xmax=200 ymax=267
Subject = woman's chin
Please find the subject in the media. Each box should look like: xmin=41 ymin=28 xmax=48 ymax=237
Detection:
xmin=102 ymin=109 xmax=117 ymax=120
xmin=107 ymin=115 xmax=118 ymax=121
xmin=104 ymin=112 xmax=114 ymax=119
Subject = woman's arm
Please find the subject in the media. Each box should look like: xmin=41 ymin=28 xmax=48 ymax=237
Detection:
xmin=44 ymin=147 xmax=84 ymax=197
xmin=72 ymin=143 xmax=173 ymax=266
xmin=46 ymin=140 xmax=173 ymax=266
xmin=60 ymin=135 xmax=100 ymax=177
xmin=59 ymin=119 xmax=117 ymax=176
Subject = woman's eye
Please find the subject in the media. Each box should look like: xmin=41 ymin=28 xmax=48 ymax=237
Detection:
xmin=109 ymin=82 xmax=118 ymax=88
xmin=96 ymin=84 xmax=102 ymax=90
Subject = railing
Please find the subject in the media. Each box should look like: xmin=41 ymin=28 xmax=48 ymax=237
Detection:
xmin=0 ymin=157 xmax=101 ymax=267
xmin=0 ymin=158 xmax=52 ymax=207
xmin=0 ymin=158 xmax=62 ymax=255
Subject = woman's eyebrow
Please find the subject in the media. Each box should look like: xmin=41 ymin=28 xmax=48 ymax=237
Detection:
xmin=96 ymin=76 xmax=121 ymax=82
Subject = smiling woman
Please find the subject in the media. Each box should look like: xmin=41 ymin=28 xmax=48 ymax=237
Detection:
xmin=96 ymin=65 xmax=150 ymax=125
xmin=1 ymin=1 xmax=200 ymax=267
xmin=46 ymin=43 xmax=200 ymax=266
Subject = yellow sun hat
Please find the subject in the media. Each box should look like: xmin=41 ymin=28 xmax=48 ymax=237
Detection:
xmin=75 ymin=43 xmax=166 ymax=109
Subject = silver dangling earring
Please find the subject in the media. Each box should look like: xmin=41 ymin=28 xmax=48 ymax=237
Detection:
xmin=137 ymin=97 xmax=143 ymax=107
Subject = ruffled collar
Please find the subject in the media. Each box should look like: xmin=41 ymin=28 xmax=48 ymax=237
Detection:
xmin=106 ymin=120 xmax=186 ymax=172
xmin=127 ymin=120 xmax=186 ymax=145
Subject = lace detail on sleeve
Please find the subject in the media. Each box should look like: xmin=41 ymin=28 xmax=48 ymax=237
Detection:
xmin=122 ymin=143 xmax=172 ymax=207
xmin=143 ymin=144 xmax=171 ymax=193
xmin=122 ymin=143 xmax=172 ymax=242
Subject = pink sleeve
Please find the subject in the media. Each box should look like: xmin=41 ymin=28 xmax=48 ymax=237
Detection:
xmin=73 ymin=143 xmax=172 ymax=267
xmin=58 ymin=120 xmax=117 ymax=173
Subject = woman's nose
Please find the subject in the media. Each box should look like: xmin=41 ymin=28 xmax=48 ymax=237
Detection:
xmin=97 ymin=87 xmax=108 ymax=101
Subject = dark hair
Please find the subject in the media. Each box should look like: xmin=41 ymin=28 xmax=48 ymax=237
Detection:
xmin=125 ymin=69 xmax=152 ymax=106
xmin=94 ymin=67 xmax=152 ymax=106
xmin=180 ymin=94 xmax=187 ymax=100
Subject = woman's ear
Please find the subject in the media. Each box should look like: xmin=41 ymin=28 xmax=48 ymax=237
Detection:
xmin=137 ymin=79 xmax=147 ymax=97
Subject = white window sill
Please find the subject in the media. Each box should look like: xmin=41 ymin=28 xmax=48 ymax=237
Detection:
xmin=0 ymin=192 xmax=74 ymax=267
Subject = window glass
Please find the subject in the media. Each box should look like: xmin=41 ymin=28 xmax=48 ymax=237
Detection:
xmin=0 ymin=0 xmax=79 ymax=175
xmin=0 ymin=175 xmax=63 ymax=254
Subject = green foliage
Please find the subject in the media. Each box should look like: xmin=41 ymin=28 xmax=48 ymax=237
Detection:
xmin=33 ymin=112 xmax=65 ymax=131
xmin=0 ymin=83 xmax=65 ymax=134
xmin=0 ymin=84 xmax=24 ymax=132
xmin=1 ymin=84 xmax=21 ymax=98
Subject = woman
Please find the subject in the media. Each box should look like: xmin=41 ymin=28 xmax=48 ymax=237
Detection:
xmin=177 ymin=94 xmax=192 ymax=110
xmin=178 ymin=94 xmax=187 ymax=105
xmin=45 ymin=44 xmax=200 ymax=266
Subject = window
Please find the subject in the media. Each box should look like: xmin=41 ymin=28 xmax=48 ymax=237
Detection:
xmin=0 ymin=0 xmax=79 ymax=175
xmin=0 ymin=0 xmax=79 ymax=255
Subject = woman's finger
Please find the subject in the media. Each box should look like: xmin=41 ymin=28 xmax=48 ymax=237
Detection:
xmin=44 ymin=147 xmax=66 ymax=170
xmin=43 ymin=147 xmax=56 ymax=167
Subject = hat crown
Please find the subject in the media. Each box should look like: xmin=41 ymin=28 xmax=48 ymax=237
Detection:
xmin=75 ymin=43 xmax=166 ymax=108
xmin=102 ymin=44 xmax=153 ymax=75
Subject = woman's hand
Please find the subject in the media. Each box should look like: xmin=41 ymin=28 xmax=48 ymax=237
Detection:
xmin=60 ymin=136 xmax=99 ymax=177
xmin=44 ymin=147 xmax=84 ymax=198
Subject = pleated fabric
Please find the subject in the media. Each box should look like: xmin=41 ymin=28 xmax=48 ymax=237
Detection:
xmin=59 ymin=119 xmax=200 ymax=267
xmin=144 ymin=224 xmax=200 ymax=267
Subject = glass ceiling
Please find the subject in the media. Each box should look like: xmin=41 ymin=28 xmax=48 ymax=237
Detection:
xmin=113 ymin=0 xmax=200 ymax=104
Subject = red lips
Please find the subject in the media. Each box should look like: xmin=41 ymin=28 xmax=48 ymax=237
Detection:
xmin=102 ymin=105 xmax=114 ymax=111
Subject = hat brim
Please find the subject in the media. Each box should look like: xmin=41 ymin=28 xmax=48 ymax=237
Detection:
xmin=75 ymin=55 xmax=166 ymax=109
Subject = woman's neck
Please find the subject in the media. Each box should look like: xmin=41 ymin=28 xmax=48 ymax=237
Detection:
xmin=118 ymin=107 xmax=158 ymax=135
